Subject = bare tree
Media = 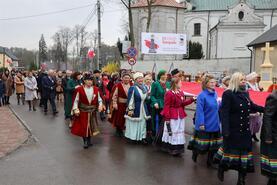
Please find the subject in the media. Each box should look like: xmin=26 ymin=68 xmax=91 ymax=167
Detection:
xmin=146 ymin=0 xmax=155 ymax=32
xmin=120 ymin=0 xmax=135 ymax=47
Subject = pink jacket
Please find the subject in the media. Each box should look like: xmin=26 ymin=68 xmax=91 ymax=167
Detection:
xmin=161 ymin=90 xmax=194 ymax=121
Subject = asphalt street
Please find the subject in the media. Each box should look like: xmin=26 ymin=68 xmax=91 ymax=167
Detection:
xmin=0 ymin=97 xmax=267 ymax=185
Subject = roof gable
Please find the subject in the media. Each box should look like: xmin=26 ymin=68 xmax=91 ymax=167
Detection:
xmin=0 ymin=46 xmax=19 ymax=61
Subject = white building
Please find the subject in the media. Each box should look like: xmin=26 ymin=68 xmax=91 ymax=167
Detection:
xmin=183 ymin=0 xmax=277 ymax=59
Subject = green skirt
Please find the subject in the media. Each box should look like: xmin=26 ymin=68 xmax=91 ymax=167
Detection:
xmin=261 ymin=142 xmax=277 ymax=178
xmin=187 ymin=130 xmax=222 ymax=154
xmin=214 ymin=146 xmax=255 ymax=173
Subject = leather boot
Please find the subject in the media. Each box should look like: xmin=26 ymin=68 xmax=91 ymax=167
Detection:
xmin=88 ymin=136 xmax=93 ymax=147
xmin=217 ymin=166 xmax=224 ymax=182
xmin=83 ymin=137 xmax=89 ymax=149
xmin=192 ymin=151 xmax=198 ymax=163
xmin=237 ymin=171 xmax=246 ymax=185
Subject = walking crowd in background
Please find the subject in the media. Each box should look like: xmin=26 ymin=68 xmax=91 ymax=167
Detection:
xmin=0 ymin=67 xmax=276 ymax=185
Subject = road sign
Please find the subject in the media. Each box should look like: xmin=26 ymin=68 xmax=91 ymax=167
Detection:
xmin=128 ymin=57 xmax=136 ymax=66
xmin=127 ymin=47 xmax=138 ymax=58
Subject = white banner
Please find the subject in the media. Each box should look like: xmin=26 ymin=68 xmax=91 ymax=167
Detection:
xmin=141 ymin=32 xmax=187 ymax=55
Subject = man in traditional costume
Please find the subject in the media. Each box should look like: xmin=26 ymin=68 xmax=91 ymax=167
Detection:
xmin=109 ymin=73 xmax=132 ymax=137
xmin=71 ymin=74 xmax=104 ymax=149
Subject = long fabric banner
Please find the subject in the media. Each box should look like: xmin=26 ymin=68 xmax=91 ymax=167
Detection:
xmin=141 ymin=32 xmax=187 ymax=55
xmin=181 ymin=82 xmax=270 ymax=106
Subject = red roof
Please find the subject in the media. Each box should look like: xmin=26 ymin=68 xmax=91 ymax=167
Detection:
xmin=132 ymin=0 xmax=185 ymax=9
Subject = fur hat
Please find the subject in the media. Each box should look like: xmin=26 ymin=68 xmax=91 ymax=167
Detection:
xmin=83 ymin=74 xmax=94 ymax=81
xmin=171 ymin=68 xmax=179 ymax=76
xmin=133 ymin=72 xmax=144 ymax=80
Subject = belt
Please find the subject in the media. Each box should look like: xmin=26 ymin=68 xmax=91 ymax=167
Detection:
xmin=118 ymin=97 xmax=127 ymax=104
xmin=79 ymin=103 xmax=97 ymax=113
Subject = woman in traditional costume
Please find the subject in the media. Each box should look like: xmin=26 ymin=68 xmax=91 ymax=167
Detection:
xmin=125 ymin=72 xmax=151 ymax=143
xmin=188 ymin=74 xmax=222 ymax=167
xmin=109 ymin=73 xmax=132 ymax=137
xmin=260 ymin=90 xmax=277 ymax=185
xmin=161 ymin=78 xmax=196 ymax=156
xmin=214 ymin=72 xmax=264 ymax=185
xmin=71 ymin=74 xmax=103 ymax=149
xmin=150 ymin=70 xmax=170 ymax=145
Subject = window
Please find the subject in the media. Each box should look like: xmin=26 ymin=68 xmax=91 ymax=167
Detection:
xmin=238 ymin=11 xmax=244 ymax=21
xmin=194 ymin=23 xmax=201 ymax=36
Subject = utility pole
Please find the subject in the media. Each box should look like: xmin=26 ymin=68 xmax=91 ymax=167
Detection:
xmin=97 ymin=0 xmax=101 ymax=70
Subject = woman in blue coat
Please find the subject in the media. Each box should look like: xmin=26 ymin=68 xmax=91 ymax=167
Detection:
xmin=125 ymin=72 xmax=151 ymax=143
xmin=214 ymin=72 xmax=264 ymax=185
xmin=188 ymin=74 xmax=222 ymax=167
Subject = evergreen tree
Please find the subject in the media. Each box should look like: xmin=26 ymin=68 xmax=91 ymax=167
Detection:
xmin=188 ymin=41 xmax=204 ymax=59
xmin=39 ymin=34 xmax=48 ymax=65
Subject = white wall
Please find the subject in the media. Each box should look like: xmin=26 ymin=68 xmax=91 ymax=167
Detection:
xmin=120 ymin=58 xmax=251 ymax=75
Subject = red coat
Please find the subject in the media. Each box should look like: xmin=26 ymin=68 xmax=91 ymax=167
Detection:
xmin=71 ymin=86 xmax=99 ymax=137
xmin=161 ymin=90 xmax=194 ymax=121
xmin=109 ymin=82 xmax=130 ymax=130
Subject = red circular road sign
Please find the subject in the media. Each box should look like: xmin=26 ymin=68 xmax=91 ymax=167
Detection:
xmin=128 ymin=57 xmax=136 ymax=66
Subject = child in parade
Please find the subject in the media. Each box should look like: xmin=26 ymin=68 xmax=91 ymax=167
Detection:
xmin=161 ymin=77 xmax=196 ymax=156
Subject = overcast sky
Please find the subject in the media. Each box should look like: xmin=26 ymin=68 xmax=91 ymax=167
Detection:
xmin=0 ymin=0 xmax=125 ymax=51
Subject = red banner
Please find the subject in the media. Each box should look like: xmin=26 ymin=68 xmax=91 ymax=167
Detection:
xmin=181 ymin=82 xmax=270 ymax=106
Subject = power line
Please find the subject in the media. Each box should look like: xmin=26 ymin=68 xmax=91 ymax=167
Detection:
xmin=0 ymin=3 xmax=95 ymax=21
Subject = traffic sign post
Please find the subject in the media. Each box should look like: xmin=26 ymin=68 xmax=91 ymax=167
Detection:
xmin=126 ymin=47 xmax=138 ymax=70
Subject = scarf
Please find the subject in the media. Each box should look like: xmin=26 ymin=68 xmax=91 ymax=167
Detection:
xmin=135 ymin=83 xmax=147 ymax=94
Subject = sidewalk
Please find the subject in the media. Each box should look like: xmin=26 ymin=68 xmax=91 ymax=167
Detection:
xmin=0 ymin=106 xmax=29 ymax=158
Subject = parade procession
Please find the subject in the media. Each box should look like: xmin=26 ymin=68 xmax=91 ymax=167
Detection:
xmin=1 ymin=0 xmax=277 ymax=185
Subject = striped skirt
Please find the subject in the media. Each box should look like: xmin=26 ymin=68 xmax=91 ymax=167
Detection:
xmin=187 ymin=130 xmax=222 ymax=154
xmin=214 ymin=147 xmax=255 ymax=173
xmin=261 ymin=142 xmax=277 ymax=178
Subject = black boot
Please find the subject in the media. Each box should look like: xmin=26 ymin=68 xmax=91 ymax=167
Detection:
xmin=83 ymin=137 xmax=89 ymax=149
xmin=267 ymin=178 xmax=276 ymax=185
xmin=252 ymin=134 xmax=259 ymax=142
xmin=28 ymin=101 xmax=32 ymax=111
xmin=237 ymin=171 xmax=246 ymax=185
xmin=192 ymin=151 xmax=198 ymax=163
xmin=87 ymin=136 xmax=93 ymax=147
xmin=17 ymin=95 xmax=20 ymax=105
xmin=217 ymin=166 xmax=224 ymax=182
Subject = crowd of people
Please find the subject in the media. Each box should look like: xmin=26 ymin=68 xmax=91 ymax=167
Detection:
xmin=0 ymin=67 xmax=276 ymax=185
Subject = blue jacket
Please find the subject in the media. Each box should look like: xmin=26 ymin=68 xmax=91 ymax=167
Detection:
xmin=195 ymin=89 xmax=220 ymax=132
xmin=125 ymin=85 xmax=151 ymax=121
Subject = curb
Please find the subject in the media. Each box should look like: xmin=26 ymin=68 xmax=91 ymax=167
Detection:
xmin=9 ymin=105 xmax=39 ymax=143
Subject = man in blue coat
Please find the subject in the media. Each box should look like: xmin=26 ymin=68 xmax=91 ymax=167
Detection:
xmin=42 ymin=70 xmax=58 ymax=115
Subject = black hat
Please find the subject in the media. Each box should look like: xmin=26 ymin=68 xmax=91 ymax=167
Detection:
xmin=171 ymin=68 xmax=179 ymax=76
xmin=83 ymin=74 xmax=94 ymax=81
xmin=93 ymin=69 xmax=101 ymax=74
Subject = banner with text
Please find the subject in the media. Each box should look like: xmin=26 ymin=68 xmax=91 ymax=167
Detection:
xmin=141 ymin=32 xmax=187 ymax=55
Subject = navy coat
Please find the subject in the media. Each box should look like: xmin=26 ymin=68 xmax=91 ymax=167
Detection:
xmin=41 ymin=76 xmax=56 ymax=98
xmin=0 ymin=80 xmax=6 ymax=98
xmin=220 ymin=90 xmax=264 ymax=150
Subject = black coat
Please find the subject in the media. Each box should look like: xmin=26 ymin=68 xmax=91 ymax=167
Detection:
xmin=41 ymin=76 xmax=56 ymax=98
xmin=220 ymin=90 xmax=264 ymax=150
xmin=260 ymin=91 xmax=277 ymax=144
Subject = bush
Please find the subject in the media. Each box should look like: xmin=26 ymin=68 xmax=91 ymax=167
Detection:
xmin=102 ymin=62 xmax=120 ymax=74
xmin=0 ymin=67 xmax=8 ymax=73
xmin=189 ymin=41 xmax=204 ymax=59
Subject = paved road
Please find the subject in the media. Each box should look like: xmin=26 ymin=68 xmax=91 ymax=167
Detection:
xmin=0 ymin=96 xmax=267 ymax=185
